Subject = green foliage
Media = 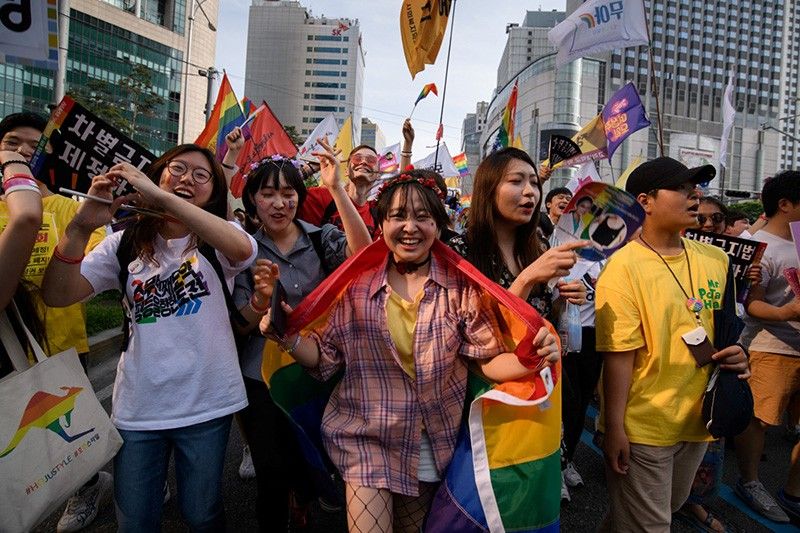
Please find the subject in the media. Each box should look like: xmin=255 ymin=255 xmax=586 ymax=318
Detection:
xmin=729 ymin=200 xmax=763 ymax=223
xmin=283 ymin=125 xmax=304 ymax=146
xmin=71 ymin=63 xmax=165 ymax=151
xmin=85 ymin=290 xmax=124 ymax=337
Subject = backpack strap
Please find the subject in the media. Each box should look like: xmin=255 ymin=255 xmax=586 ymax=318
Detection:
xmin=198 ymin=243 xmax=248 ymax=328
xmin=307 ymin=229 xmax=331 ymax=275
xmin=114 ymin=227 xmax=137 ymax=352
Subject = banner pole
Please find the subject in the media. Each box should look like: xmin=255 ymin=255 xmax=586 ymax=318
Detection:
xmin=642 ymin=0 xmax=665 ymax=157
xmin=434 ymin=0 xmax=457 ymax=170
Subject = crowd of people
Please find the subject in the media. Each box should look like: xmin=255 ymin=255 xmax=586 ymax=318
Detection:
xmin=1 ymin=109 xmax=799 ymax=533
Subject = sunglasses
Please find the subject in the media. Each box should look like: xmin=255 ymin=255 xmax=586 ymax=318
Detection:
xmin=166 ymin=161 xmax=213 ymax=184
xmin=697 ymin=213 xmax=726 ymax=225
xmin=350 ymin=153 xmax=378 ymax=166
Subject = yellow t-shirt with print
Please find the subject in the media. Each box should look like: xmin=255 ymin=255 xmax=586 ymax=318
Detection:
xmin=0 ymin=194 xmax=106 ymax=355
xmin=595 ymin=238 xmax=729 ymax=446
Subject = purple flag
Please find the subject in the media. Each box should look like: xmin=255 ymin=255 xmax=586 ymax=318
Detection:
xmin=602 ymin=82 xmax=651 ymax=159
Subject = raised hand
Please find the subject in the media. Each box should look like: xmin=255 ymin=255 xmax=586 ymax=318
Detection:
xmin=225 ymin=127 xmax=245 ymax=153
xmin=522 ymin=240 xmax=590 ymax=285
xmin=312 ymin=136 xmax=344 ymax=191
xmin=252 ymin=259 xmax=280 ymax=309
xmin=71 ymin=174 xmax=132 ymax=232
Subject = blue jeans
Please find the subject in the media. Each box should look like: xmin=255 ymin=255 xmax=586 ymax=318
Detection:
xmin=114 ymin=415 xmax=232 ymax=532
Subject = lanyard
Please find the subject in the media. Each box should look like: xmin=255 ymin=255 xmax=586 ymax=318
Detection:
xmin=639 ymin=237 xmax=704 ymax=326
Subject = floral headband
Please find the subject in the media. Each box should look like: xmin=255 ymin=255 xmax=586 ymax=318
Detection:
xmin=246 ymin=154 xmax=303 ymax=173
xmin=375 ymin=168 xmax=445 ymax=201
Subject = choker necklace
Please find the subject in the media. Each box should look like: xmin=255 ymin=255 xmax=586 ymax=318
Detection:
xmin=639 ymin=236 xmax=704 ymax=324
xmin=391 ymin=253 xmax=432 ymax=274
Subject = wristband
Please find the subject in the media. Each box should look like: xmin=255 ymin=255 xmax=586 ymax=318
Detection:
xmin=3 ymin=176 xmax=38 ymax=189
xmin=3 ymin=184 xmax=41 ymax=196
xmin=249 ymin=294 xmax=270 ymax=314
xmin=221 ymin=162 xmax=236 ymax=170
xmin=282 ymin=334 xmax=302 ymax=355
xmin=0 ymin=159 xmax=32 ymax=176
xmin=400 ymin=150 xmax=412 ymax=156
xmin=52 ymin=246 xmax=85 ymax=265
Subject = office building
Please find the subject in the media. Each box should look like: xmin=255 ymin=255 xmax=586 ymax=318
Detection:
xmin=497 ymin=10 xmax=566 ymax=89
xmin=460 ymin=101 xmax=488 ymax=194
xmin=0 ymin=0 xmax=217 ymax=154
xmin=245 ymin=0 xmax=365 ymax=143
xmin=360 ymin=117 xmax=385 ymax=153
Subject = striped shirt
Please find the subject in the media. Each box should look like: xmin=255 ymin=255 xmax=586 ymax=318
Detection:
xmin=308 ymin=253 xmax=507 ymax=495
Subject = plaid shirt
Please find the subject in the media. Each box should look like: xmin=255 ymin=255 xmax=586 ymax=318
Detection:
xmin=309 ymin=253 xmax=507 ymax=496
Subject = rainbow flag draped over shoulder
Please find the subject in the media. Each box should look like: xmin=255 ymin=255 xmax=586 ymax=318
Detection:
xmin=194 ymin=73 xmax=245 ymax=160
xmin=265 ymin=239 xmax=562 ymax=532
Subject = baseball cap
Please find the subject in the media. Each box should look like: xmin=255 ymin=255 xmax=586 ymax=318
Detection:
xmin=625 ymin=156 xmax=716 ymax=197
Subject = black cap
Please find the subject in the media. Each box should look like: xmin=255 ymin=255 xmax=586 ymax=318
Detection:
xmin=625 ymin=156 xmax=716 ymax=197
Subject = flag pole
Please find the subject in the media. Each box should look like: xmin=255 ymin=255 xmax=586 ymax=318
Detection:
xmin=433 ymin=0 xmax=457 ymax=170
xmin=642 ymin=0 xmax=665 ymax=157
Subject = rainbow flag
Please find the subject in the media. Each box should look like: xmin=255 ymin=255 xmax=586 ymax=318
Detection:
xmin=240 ymin=96 xmax=257 ymax=116
xmin=452 ymin=152 xmax=469 ymax=177
xmin=194 ymin=73 xmax=245 ymax=160
xmin=265 ymin=239 xmax=561 ymax=532
xmin=496 ymin=80 xmax=518 ymax=149
xmin=414 ymin=83 xmax=439 ymax=106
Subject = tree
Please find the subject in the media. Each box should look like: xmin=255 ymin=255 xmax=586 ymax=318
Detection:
xmin=283 ymin=125 xmax=304 ymax=147
xmin=729 ymin=200 xmax=763 ymax=223
xmin=71 ymin=62 xmax=165 ymax=150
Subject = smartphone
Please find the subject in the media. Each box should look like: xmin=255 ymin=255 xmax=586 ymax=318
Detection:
xmin=270 ymin=280 xmax=288 ymax=338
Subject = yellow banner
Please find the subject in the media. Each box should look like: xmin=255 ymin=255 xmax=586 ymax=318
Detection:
xmin=544 ymin=114 xmax=608 ymax=170
xmin=615 ymin=155 xmax=642 ymax=189
xmin=334 ymin=115 xmax=353 ymax=180
xmin=400 ymin=0 xmax=451 ymax=79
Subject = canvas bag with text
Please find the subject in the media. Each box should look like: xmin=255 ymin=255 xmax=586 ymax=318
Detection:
xmin=0 ymin=308 xmax=122 ymax=533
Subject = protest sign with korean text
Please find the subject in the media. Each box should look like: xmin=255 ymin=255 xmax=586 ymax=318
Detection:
xmin=683 ymin=229 xmax=767 ymax=304
xmin=30 ymin=96 xmax=155 ymax=196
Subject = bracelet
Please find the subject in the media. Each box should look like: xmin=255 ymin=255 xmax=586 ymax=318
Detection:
xmin=282 ymin=334 xmax=302 ymax=355
xmin=249 ymin=294 xmax=270 ymax=314
xmin=0 ymin=159 xmax=32 ymax=176
xmin=51 ymin=246 xmax=85 ymax=265
xmin=3 ymin=176 xmax=38 ymax=189
xmin=400 ymin=150 xmax=412 ymax=156
xmin=4 ymin=184 xmax=41 ymax=196
xmin=221 ymin=162 xmax=236 ymax=170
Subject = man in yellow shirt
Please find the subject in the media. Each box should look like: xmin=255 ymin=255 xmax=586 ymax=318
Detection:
xmin=595 ymin=157 xmax=750 ymax=532
xmin=0 ymin=112 xmax=108 ymax=533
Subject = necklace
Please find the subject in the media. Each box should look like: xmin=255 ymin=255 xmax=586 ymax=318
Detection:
xmin=638 ymin=236 xmax=704 ymax=324
xmin=391 ymin=253 xmax=432 ymax=275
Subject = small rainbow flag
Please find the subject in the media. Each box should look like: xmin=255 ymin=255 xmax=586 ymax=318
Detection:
xmin=496 ymin=80 xmax=518 ymax=149
xmin=414 ymin=83 xmax=439 ymax=106
xmin=452 ymin=152 xmax=469 ymax=177
xmin=241 ymin=97 xmax=258 ymax=116
xmin=195 ymin=73 xmax=245 ymax=160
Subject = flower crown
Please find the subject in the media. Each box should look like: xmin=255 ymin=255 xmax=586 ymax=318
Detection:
xmin=247 ymin=154 xmax=303 ymax=173
xmin=375 ymin=167 xmax=445 ymax=201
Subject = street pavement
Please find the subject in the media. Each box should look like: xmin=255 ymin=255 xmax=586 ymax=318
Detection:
xmin=34 ymin=339 xmax=800 ymax=532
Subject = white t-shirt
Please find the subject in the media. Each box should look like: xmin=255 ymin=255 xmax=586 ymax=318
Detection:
xmin=740 ymin=230 xmax=800 ymax=356
xmin=81 ymin=223 xmax=258 ymax=430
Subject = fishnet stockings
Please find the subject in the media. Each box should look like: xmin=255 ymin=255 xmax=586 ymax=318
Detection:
xmin=345 ymin=482 xmax=438 ymax=533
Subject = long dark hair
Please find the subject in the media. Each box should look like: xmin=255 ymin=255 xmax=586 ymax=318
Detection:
xmin=130 ymin=144 xmax=227 ymax=265
xmin=466 ymin=147 xmax=543 ymax=280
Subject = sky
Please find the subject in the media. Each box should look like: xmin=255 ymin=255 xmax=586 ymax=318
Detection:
xmin=215 ymin=0 xmax=565 ymax=155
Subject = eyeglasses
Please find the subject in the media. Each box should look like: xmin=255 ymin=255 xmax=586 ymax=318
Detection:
xmin=166 ymin=161 xmax=212 ymax=184
xmin=350 ymin=153 xmax=378 ymax=166
xmin=697 ymin=213 xmax=726 ymax=225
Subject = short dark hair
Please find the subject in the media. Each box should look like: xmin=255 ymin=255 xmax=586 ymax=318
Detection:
xmin=725 ymin=209 xmax=749 ymax=226
xmin=348 ymin=144 xmax=378 ymax=160
xmin=0 ymin=112 xmax=47 ymax=141
xmin=374 ymin=170 xmax=449 ymax=231
xmin=762 ymin=171 xmax=800 ymax=217
xmin=242 ymin=159 xmax=307 ymax=217
xmin=545 ymin=187 xmax=572 ymax=207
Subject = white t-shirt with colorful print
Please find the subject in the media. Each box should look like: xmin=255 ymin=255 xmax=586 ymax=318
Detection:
xmin=81 ymin=222 xmax=257 ymax=431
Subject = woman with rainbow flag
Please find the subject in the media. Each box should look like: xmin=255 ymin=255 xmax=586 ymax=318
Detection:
xmin=256 ymin=170 xmax=561 ymax=532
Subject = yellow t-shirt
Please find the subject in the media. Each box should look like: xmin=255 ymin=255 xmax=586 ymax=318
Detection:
xmin=595 ymin=238 xmax=729 ymax=446
xmin=386 ymin=289 xmax=424 ymax=379
xmin=0 ymin=194 xmax=106 ymax=355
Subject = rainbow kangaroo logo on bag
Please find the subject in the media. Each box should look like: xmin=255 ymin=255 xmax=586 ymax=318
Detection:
xmin=0 ymin=387 xmax=96 ymax=458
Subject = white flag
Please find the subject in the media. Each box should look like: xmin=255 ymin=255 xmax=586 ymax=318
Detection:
xmin=720 ymin=76 xmax=736 ymax=169
xmin=413 ymin=143 xmax=461 ymax=178
xmin=564 ymin=162 xmax=601 ymax=193
xmin=548 ymin=0 xmax=649 ymax=67
xmin=297 ymin=114 xmax=339 ymax=161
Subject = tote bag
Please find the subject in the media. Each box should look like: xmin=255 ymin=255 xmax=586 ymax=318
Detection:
xmin=0 ymin=307 xmax=123 ymax=533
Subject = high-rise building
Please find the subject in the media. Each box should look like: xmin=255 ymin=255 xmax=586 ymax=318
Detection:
xmin=0 ymin=0 xmax=217 ymax=155
xmin=460 ymin=101 xmax=488 ymax=193
xmin=360 ymin=117 xmax=385 ymax=153
xmin=600 ymin=0 xmax=784 ymax=192
xmin=245 ymin=0 xmax=365 ymax=144
xmin=778 ymin=2 xmax=800 ymax=170
xmin=496 ymin=10 xmax=566 ymax=89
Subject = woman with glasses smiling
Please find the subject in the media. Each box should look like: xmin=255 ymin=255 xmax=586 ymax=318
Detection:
xmin=696 ymin=196 xmax=728 ymax=234
xmin=41 ymin=144 xmax=262 ymax=531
